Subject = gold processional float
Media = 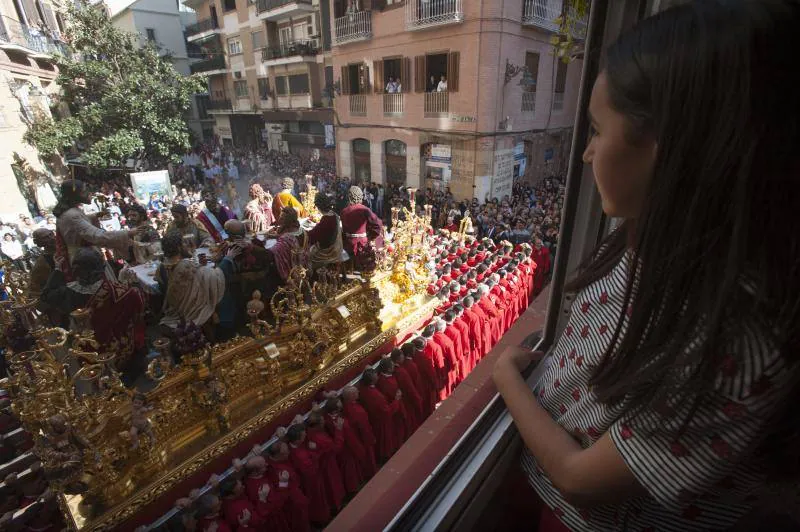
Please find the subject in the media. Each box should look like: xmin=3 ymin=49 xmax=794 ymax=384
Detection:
xmin=0 ymin=186 xmax=475 ymax=531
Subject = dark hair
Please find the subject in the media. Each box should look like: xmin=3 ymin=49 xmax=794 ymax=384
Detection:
xmin=569 ymin=0 xmax=800 ymax=476
xmin=126 ymin=203 xmax=148 ymax=220
xmin=361 ymin=367 xmax=378 ymax=385
xmin=378 ymin=358 xmax=393 ymax=374
xmin=401 ymin=343 xmax=415 ymax=357
xmin=162 ymin=231 xmax=184 ymax=257
xmin=286 ymin=424 xmax=305 ymax=443
xmin=53 ymin=180 xmax=87 ymax=217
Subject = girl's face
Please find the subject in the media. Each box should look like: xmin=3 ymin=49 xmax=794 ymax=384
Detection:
xmin=583 ymin=72 xmax=656 ymax=219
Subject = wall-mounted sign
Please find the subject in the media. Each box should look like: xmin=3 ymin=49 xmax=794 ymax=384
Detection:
xmin=449 ymin=114 xmax=476 ymax=123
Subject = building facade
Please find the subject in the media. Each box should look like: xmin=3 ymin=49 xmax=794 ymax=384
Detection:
xmin=184 ymin=0 xmax=334 ymax=158
xmin=0 ymin=0 xmax=67 ymax=218
xmin=331 ymin=0 xmax=582 ymax=200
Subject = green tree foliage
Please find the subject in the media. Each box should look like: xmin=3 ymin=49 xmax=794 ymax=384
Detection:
xmin=24 ymin=1 xmax=207 ymax=169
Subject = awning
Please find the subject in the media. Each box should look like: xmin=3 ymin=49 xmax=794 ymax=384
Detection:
xmin=261 ymin=108 xmax=334 ymax=124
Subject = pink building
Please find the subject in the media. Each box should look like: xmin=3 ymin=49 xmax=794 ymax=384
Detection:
xmin=330 ymin=0 xmax=583 ymax=200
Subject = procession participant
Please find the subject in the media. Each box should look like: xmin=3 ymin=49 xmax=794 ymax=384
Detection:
xmin=359 ymin=368 xmax=401 ymax=462
xmin=197 ymin=493 xmax=231 ymax=532
xmin=375 ymin=358 xmax=410 ymax=446
xmin=166 ymin=204 xmax=213 ymax=249
xmin=408 ymin=339 xmax=438 ymax=418
xmin=477 ymin=282 xmax=502 ymax=349
xmin=390 ymin=348 xmax=423 ymax=433
xmin=52 ymin=180 xmax=137 ymax=280
xmin=219 ymin=219 xmax=271 ymax=322
xmin=323 ymin=397 xmax=364 ymax=493
xmin=244 ymin=183 xmax=274 ymax=234
xmin=268 ymin=207 xmax=308 ymax=283
xmin=286 ymin=423 xmax=330 ymax=525
xmin=306 ymin=410 xmax=346 ymax=513
xmin=341 ymin=186 xmax=384 ymax=270
xmin=420 ymin=324 xmax=447 ymax=401
xmin=307 ymin=193 xmax=344 ymax=272
xmin=241 ymin=456 xmax=289 ymax=531
xmin=442 ymin=309 xmax=466 ymax=386
xmin=432 ymin=318 xmax=458 ymax=397
xmin=463 ymin=294 xmax=489 ymax=362
xmin=196 ymin=187 xmax=237 ymax=244
xmin=124 ymin=203 xmax=160 ymax=265
xmin=341 ymin=386 xmax=378 ymax=478
xmin=28 ymin=228 xmax=56 ymax=301
xmin=272 ymin=178 xmax=306 ymax=221
xmin=219 ymin=477 xmax=263 ymax=531
xmin=451 ymin=304 xmax=474 ymax=377
xmin=266 ymin=440 xmax=310 ymax=532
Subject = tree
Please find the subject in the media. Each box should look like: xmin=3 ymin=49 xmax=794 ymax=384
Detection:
xmin=24 ymin=1 xmax=207 ymax=170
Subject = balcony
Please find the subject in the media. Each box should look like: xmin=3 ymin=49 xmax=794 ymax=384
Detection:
xmin=256 ymin=0 xmax=314 ymax=21
xmin=284 ymin=132 xmax=326 ymax=146
xmin=0 ymin=16 xmax=67 ymax=57
xmin=190 ymin=54 xmax=227 ymax=74
xmin=261 ymin=39 xmax=319 ymax=65
xmin=333 ymin=10 xmax=372 ymax=46
xmin=349 ymin=94 xmax=366 ymax=117
xmin=522 ymin=0 xmax=561 ymax=32
xmin=185 ymin=17 xmax=220 ymax=42
xmin=522 ymin=91 xmax=536 ymax=113
xmin=383 ymin=93 xmax=404 ymax=117
xmin=406 ymin=0 xmax=463 ymax=31
xmin=207 ymin=99 xmax=232 ymax=111
xmin=552 ymin=91 xmax=564 ymax=111
xmin=424 ymin=91 xmax=449 ymax=118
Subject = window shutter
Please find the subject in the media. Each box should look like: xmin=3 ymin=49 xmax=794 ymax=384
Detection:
xmin=403 ymin=57 xmax=411 ymax=92
xmin=42 ymin=5 xmax=59 ymax=32
xmin=362 ymin=63 xmax=371 ymax=92
xmin=23 ymin=0 xmax=43 ymax=25
xmin=447 ymin=51 xmax=460 ymax=92
xmin=340 ymin=65 xmax=351 ymax=95
xmin=374 ymin=60 xmax=384 ymax=94
xmin=414 ymin=55 xmax=425 ymax=93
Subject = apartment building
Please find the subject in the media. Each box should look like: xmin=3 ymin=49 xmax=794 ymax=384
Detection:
xmin=0 ymin=0 xmax=67 ymax=217
xmin=184 ymin=0 xmax=334 ymax=158
xmin=331 ymin=0 xmax=583 ymax=201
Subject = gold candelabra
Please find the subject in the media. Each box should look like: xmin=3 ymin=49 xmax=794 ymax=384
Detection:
xmin=300 ymin=173 xmax=321 ymax=222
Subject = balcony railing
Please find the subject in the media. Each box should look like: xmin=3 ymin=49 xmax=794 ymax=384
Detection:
xmin=383 ymin=93 xmax=404 ymax=117
xmin=349 ymin=94 xmax=366 ymax=117
xmin=406 ymin=0 xmax=463 ymax=31
xmin=190 ymin=54 xmax=227 ymax=74
xmin=522 ymin=91 xmax=536 ymax=113
xmin=256 ymin=0 xmax=312 ymax=15
xmin=552 ymin=91 xmax=564 ymax=111
xmin=0 ymin=15 xmax=67 ymax=56
xmin=261 ymin=39 xmax=319 ymax=61
xmin=207 ymin=99 xmax=232 ymax=110
xmin=185 ymin=17 xmax=219 ymax=39
xmin=522 ymin=0 xmax=562 ymax=32
xmin=424 ymin=91 xmax=449 ymax=118
xmin=333 ymin=10 xmax=372 ymax=46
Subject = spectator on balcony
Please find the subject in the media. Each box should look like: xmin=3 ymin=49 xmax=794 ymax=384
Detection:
xmin=436 ymin=75 xmax=448 ymax=92
xmin=395 ymin=77 xmax=402 ymax=93
xmin=427 ymin=74 xmax=438 ymax=92
xmin=385 ymin=77 xmax=398 ymax=94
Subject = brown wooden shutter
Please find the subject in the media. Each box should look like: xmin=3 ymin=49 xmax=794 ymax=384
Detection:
xmin=402 ymin=57 xmax=411 ymax=92
xmin=340 ymin=65 xmax=351 ymax=95
xmin=374 ymin=59 xmax=384 ymax=94
xmin=414 ymin=55 xmax=425 ymax=93
xmin=23 ymin=0 xmax=43 ymax=25
xmin=447 ymin=51 xmax=460 ymax=93
xmin=42 ymin=5 xmax=58 ymax=32
xmin=362 ymin=63 xmax=370 ymax=92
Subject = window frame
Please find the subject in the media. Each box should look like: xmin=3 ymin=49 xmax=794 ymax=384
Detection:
xmin=145 ymin=28 xmax=156 ymax=42
xmin=227 ymin=37 xmax=243 ymax=56
xmin=233 ymin=79 xmax=248 ymax=98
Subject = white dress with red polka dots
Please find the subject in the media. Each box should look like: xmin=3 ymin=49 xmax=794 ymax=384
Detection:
xmin=522 ymin=251 xmax=795 ymax=531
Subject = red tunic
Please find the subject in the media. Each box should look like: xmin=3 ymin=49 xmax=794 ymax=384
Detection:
xmin=452 ymin=316 xmax=473 ymax=378
xmin=289 ymin=442 xmax=330 ymax=524
xmin=376 ymin=373 xmax=409 ymax=444
xmin=198 ymin=515 xmax=232 ymax=532
xmin=359 ymin=384 xmax=400 ymax=462
xmin=342 ymin=400 xmax=378 ymax=478
xmin=443 ymin=326 xmax=464 ymax=387
xmin=422 ymin=339 xmax=447 ymax=401
xmin=341 ymin=203 xmax=383 ymax=259
xmin=478 ymin=296 xmax=502 ymax=348
xmin=393 ymin=364 xmax=423 ymax=434
xmin=413 ymin=347 xmax=440 ymax=418
xmin=222 ymin=496 xmax=263 ymax=531
xmin=325 ymin=413 xmax=364 ymax=493
xmin=465 ymin=305 xmax=488 ymax=361
xmin=244 ymin=475 xmax=290 ymax=531
xmin=432 ymin=331 xmax=458 ymax=397
xmin=306 ymin=426 xmax=346 ymax=512
xmin=267 ymin=459 xmax=310 ymax=532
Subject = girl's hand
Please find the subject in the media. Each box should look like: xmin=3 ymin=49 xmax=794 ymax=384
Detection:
xmin=493 ymin=346 xmax=544 ymax=378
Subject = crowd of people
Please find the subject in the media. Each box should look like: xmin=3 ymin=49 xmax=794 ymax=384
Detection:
xmin=166 ymin=237 xmax=540 ymax=532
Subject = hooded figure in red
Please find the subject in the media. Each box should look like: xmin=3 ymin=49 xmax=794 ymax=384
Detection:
xmin=341 ymin=385 xmax=378 ymax=478
xmin=463 ymin=293 xmax=489 ymax=362
xmin=267 ymin=439 xmax=311 ymax=532
xmin=359 ymin=367 xmax=401 ymax=462
xmin=389 ymin=348 xmax=423 ymax=434
xmin=434 ymin=317 xmax=460 ymax=394
xmin=409 ymin=338 xmax=439 ymax=418
xmin=451 ymin=304 xmax=474 ymax=377
xmin=376 ymin=358 xmax=410 ymax=444
xmin=242 ymin=456 xmax=290 ymax=531
xmin=323 ymin=396 xmax=365 ymax=493
xmin=306 ymin=410 xmax=346 ymax=513
xmin=286 ymin=423 xmax=330 ymax=525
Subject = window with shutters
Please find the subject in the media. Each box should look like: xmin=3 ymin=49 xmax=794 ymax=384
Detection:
xmin=288 ymin=74 xmax=310 ymax=94
xmin=227 ymin=38 xmax=242 ymax=55
xmin=146 ymin=28 xmax=156 ymax=42
xmin=422 ymin=52 xmax=458 ymax=93
xmin=553 ymin=60 xmax=567 ymax=111
xmin=251 ymin=31 xmax=265 ymax=50
xmin=233 ymin=80 xmax=248 ymax=98
xmin=346 ymin=63 xmax=369 ymax=95
xmin=524 ymin=52 xmax=540 ymax=93
xmin=34 ymin=0 xmax=46 ymax=25
xmin=257 ymin=78 xmax=269 ymax=99
xmin=275 ymin=76 xmax=288 ymax=95
xmin=223 ymin=0 xmax=236 ymax=11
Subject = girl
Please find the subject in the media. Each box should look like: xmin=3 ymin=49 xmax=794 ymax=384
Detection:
xmin=494 ymin=1 xmax=799 ymax=531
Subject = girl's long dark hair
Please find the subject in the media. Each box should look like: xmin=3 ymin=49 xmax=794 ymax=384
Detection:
xmin=568 ymin=0 xmax=800 ymax=476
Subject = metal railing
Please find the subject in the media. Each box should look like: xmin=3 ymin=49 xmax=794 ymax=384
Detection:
xmin=333 ymin=10 xmax=372 ymax=46
xmin=0 ymin=15 xmax=67 ymax=56
xmin=522 ymin=91 xmax=536 ymax=113
xmin=383 ymin=93 xmax=404 ymax=117
xmin=207 ymin=99 xmax=232 ymax=110
xmin=189 ymin=54 xmax=227 ymax=74
xmin=185 ymin=17 xmax=219 ymax=38
xmin=552 ymin=91 xmax=564 ymax=111
xmin=350 ymin=94 xmax=366 ymax=116
xmin=522 ymin=0 xmax=562 ymax=31
xmin=256 ymin=0 xmax=312 ymax=15
xmin=424 ymin=91 xmax=449 ymax=117
xmin=406 ymin=0 xmax=464 ymax=31
xmin=261 ymin=38 xmax=319 ymax=60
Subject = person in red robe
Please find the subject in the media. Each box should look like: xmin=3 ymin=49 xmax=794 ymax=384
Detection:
xmin=323 ymin=396 xmax=364 ymax=493
xmin=341 ymin=386 xmax=378 ymax=478
xmin=397 ymin=343 xmax=425 ymax=419
xmin=451 ymin=304 xmax=474 ymax=377
xmin=219 ymin=476 xmax=264 ymax=531
xmin=441 ymin=313 xmax=464 ymax=389
xmin=420 ymin=324 xmax=448 ymax=400
xmin=266 ymin=440 xmax=310 ymax=532
xmin=341 ymin=186 xmax=383 ymax=270
xmin=389 ymin=348 xmax=423 ymax=434
xmin=359 ymin=367 xmax=401 ymax=462
xmin=197 ymin=493 xmax=232 ymax=532
xmin=408 ymin=338 xmax=439 ymax=418
xmin=463 ymin=294 xmax=488 ymax=362
xmin=477 ymin=282 xmax=503 ymax=348
xmin=196 ymin=187 xmax=237 ymax=243
xmin=305 ymin=411 xmax=346 ymax=513
xmin=286 ymin=423 xmax=330 ymax=525
xmin=376 ymin=358 xmax=409 ymax=444
xmin=487 ymin=277 xmax=510 ymax=337
xmin=242 ymin=456 xmax=290 ymax=531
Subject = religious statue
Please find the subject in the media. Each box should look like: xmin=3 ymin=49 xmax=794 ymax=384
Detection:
xmin=244 ymin=183 xmax=274 ymax=234
xmin=129 ymin=392 xmax=155 ymax=450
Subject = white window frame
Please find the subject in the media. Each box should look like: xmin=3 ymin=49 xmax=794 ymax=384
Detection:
xmin=227 ymin=37 xmax=243 ymax=55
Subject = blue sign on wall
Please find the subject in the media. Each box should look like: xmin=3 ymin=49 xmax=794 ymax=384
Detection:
xmin=544 ymin=148 xmax=554 ymax=161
